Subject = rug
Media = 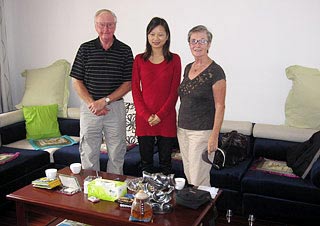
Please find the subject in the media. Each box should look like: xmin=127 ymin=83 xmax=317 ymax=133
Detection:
xmin=29 ymin=135 xmax=78 ymax=150
xmin=250 ymin=157 xmax=299 ymax=178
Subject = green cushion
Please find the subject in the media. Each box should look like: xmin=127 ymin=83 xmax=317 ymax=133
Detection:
xmin=23 ymin=104 xmax=61 ymax=140
xmin=16 ymin=59 xmax=71 ymax=118
xmin=285 ymin=65 xmax=320 ymax=129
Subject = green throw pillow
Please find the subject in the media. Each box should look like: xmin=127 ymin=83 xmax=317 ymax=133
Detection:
xmin=23 ymin=104 xmax=61 ymax=140
xmin=285 ymin=65 xmax=320 ymax=129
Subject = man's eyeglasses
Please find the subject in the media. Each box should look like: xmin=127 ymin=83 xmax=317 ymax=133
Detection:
xmin=96 ymin=22 xmax=116 ymax=29
xmin=189 ymin=39 xmax=208 ymax=45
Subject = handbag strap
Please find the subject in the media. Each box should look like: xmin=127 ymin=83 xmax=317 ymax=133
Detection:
xmin=201 ymin=148 xmax=225 ymax=167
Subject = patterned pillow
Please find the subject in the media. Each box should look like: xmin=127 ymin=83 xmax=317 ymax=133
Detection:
xmin=125 ymin=102 xmax=138 ymax=144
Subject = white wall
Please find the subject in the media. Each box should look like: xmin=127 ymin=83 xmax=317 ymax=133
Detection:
xmin=4 ymin=0 xmax=320 ymax=124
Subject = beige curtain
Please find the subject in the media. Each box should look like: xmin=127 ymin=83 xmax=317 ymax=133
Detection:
xmin=0 ymin=0 xmax=13 ymax=113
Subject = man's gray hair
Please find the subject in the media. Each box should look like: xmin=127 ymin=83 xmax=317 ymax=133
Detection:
xmin=94 ymin=9 xmax=117 ymax=23
xmin=187 ymin=25 xmax=213 ymax=43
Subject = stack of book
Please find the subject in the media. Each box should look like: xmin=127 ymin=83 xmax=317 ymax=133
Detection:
xmin=32 ymin=177 xmax=61 ymax=189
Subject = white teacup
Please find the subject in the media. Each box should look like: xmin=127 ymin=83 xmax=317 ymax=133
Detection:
xmin=70 ymin=163 xmax=82 ymax=174
xmin=45 ymin=168 xmax=57 ymax=180
xmin=174 ymin=177 xmax=186 ymax=190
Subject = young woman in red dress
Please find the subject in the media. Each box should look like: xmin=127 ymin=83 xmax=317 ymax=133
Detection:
xmin=132 ymin=17 xmax=181 ymax=175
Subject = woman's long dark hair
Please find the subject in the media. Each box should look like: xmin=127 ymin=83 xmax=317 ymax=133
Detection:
xmin=142 ymin=17 xmax=173 ymax=62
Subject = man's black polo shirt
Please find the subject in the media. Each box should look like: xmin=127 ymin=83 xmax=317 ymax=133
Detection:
xmin=70 ymin=36 xmax=133 ymax=100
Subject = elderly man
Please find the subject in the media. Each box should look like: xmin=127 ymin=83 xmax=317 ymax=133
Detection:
xmin=70 ymin=9 xmax=133 ymax=174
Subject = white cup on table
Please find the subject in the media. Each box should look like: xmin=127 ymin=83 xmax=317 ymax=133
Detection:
xmin=174 ymin=178 xmax=186 ymax=190
xmin=45 ymin=168 xmax=57 ymax=180
xmin=70 ymin=163 xmax=82 ymax=174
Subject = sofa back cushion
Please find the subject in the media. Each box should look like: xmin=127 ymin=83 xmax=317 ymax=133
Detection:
xmin=252 ymin=123 xmax=317 ymax=160
xmin=15 ymin=59 xmax=71 ymax=118
xmin=253 ymin=123 xmax=317 ymax=143
xmin=285 ymin=65 xmax=320 ymax=130
xmin=0 ymin=118 xmax=80 ymax=145
xmin=0 ymin=121 xmax=26 ymax=145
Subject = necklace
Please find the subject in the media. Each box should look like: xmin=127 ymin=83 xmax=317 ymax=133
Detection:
xmin=191 ymin=59 xmax=212 ymax=73
xmin=192 ymin=64 xmax=204 ymax=72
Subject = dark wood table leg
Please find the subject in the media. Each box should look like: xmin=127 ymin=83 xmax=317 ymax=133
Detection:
xmin=15 ymin=202 xmax=27 ymax=226
xmin=201 ymin=202 xmax=216 ymax=226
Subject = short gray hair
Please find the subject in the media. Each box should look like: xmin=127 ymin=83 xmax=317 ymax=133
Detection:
xmin=187 ymin=25 xmax=213 ymax=43
xmin=94 ymin=9 xmax=117 ymax=23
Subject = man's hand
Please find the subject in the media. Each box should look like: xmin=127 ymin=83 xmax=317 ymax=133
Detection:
xmin=95 ymin=108 xmax=109 ymax=116
xmin=88 ymin=98 xmax=106 ymax=114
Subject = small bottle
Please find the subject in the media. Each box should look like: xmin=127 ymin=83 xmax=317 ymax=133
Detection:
xmin=130 ymin=190 xmax=153 ymax=222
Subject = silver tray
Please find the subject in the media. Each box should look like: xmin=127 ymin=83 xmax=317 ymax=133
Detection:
xmin=125 ymin=177 xmax=154 ymax=193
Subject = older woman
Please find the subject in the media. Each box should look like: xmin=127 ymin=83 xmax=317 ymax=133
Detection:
xmin=177 ymin=25 xmax=226 ymax=186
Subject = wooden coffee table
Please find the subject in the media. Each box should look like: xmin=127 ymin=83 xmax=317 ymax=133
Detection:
xmin=7 ymin=167 xmax=221 ymax=226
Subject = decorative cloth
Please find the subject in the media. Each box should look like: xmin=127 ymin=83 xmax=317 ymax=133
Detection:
xmin=0 ymin=152 xmax=20 ymax=165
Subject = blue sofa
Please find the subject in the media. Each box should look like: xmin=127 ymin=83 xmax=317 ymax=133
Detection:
xmin=1 ymin=107 xmax=320 ymax=225
xmin=210 ymin=122 xmax=320 ymax=225
xmin=0 ymin=110 xmax=79 ymax=209
xmin=242 ymin=124 xmax=320 ymax=225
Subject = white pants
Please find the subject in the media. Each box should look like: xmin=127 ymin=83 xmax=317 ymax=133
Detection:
xmin=177 ymin=128 xmax=212 ymax=186
xmin=79 ymin=100 xmax=126 ymax=174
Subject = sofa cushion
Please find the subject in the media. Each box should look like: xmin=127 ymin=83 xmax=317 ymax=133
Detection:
xmin=242 ymin=169 xmax=320 ymax=205
xmin=250 ymin=157 xmax=298 ymax=178
xmin=287 ymin=131 xmax=320 ymax=179
xmin=66 ymin=108 xmax=80 ymax=119
xmin=0 ymin=118 xmax=80 ymax=146
xmin=123 ymin=146 xmax=142 ymax=177
xmin=15 ymin=59 xmax=71 ymax=118
xmin=3 ymin=136 xmax=80 ymax=163
xmin=58 ymin=118 xmax=80 ymax=137
xmin=0 ymin=121 xmax=26 ymax=145
xmin=285 ymin=65 xmax=320 ymax=130
xmin=253 ymin=138 xmax=298 ymax=161
xmin=53 ymin=144 xmax=108 ymax=171
xmin=53 ymin=144 xmax=81 ymax=166
xmin=210 ymin=158 xmax=252 ymax=191
xmin=23 ymin=104 xmax=61 ymax=140
xmin=0 ymin=146 xmax=50 ymax=185
xmin=242 ymin=193 xmax=320 ymax=224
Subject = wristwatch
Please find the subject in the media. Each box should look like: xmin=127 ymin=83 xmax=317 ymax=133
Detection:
xmin=105 ymin=97 xmax=111 ymax=105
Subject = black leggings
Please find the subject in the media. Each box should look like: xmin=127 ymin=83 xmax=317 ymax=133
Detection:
xmin=138 ymin=136 xmax=174 ymax=175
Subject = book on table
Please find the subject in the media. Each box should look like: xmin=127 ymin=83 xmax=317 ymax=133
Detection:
xmin=32 ymin=177 xmax=62 ymax=189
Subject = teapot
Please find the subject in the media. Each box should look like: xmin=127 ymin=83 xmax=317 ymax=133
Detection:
xmin=130 ymin=190 xmax=153 ymax=222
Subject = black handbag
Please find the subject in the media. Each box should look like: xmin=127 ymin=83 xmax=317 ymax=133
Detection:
xmin=175 ymin=187 xmax=212 ymax=209
xmin=202 ymin=130 xmax=249 ymax=170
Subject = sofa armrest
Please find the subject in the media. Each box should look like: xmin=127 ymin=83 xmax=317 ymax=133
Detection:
xmin=310 ymin=158 xmax=320 ymax=188
xmin=0 ymin=109 xmax=24 ymax=128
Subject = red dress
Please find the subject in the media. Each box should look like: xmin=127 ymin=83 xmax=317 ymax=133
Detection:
xmin=132 ymin=53 xmax=181 ymax=137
